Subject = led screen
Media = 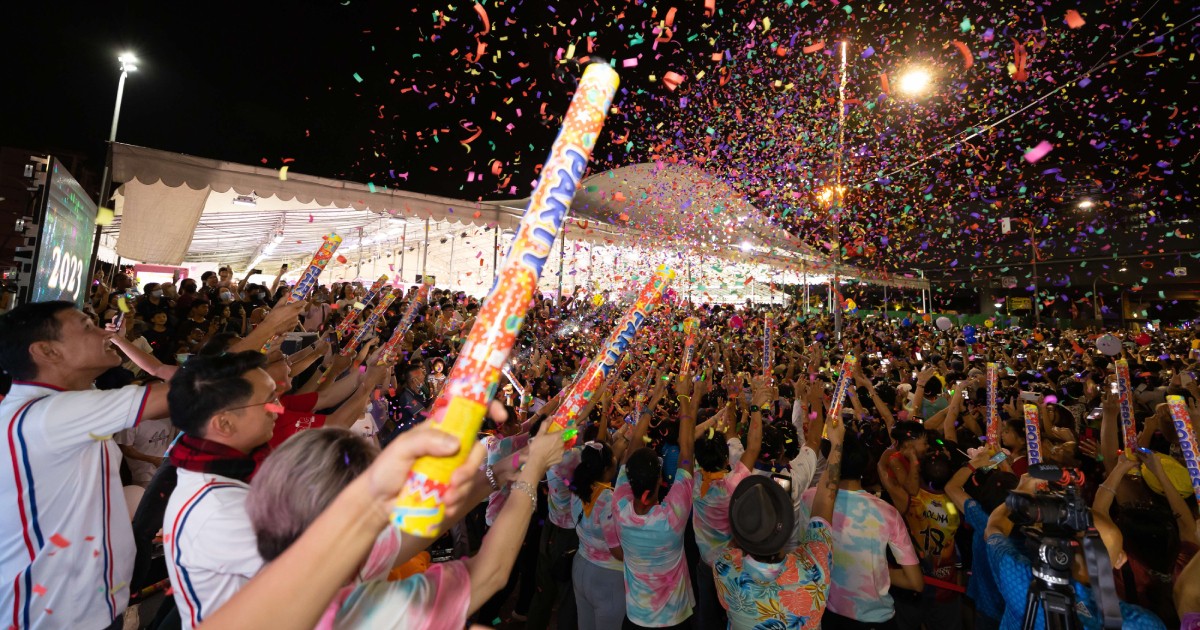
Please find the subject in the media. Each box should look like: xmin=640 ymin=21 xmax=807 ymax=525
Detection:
xmin=31 ymin=158 xmax=98 ymax=306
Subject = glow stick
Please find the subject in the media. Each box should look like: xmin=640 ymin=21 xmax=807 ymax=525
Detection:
xmin=391 ymin=62 xmax=620 ymax=538
xmin=1023 ymin=403 xmax=1043 ymax=465
xmin=341 ymin=289 xmax=399 ymax=357
xmin=1165 ymin=395 xmax=1200 ymax=503
xmin=1114 ymin=359 xmax=1137 ymax=460
xmin=763 ymin=317 xmax=775 ymax=378
xmin=547 ymin=267 xmax=674 ymax=435
xmin=287 ymin=234 xmax=342 ymax=304
xmin=333 ymin=275 xmax=389 ymax=341
xmin=377 ymin=283 xmax=431 ymax=365
xmin=986 ymin=363 xmax=1000 ymax=446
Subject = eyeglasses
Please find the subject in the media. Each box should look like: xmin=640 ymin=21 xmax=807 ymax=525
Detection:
xmin=224 ymin=396 xmax=284 ymax=414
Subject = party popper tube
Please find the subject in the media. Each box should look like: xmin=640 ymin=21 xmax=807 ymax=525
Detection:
xmin=763 ymin=316 xmax=775 ymax=378
xmin=1165 ymin=395 xmax=1200 ymax=503
xmin=827 ymin=354 xmax=858 ymax=420
xmin=1023 ymin=403 xmax=1043 ymax=465
xmin=377 ymin=283 xmax=432 ymax=365
xmin=341 ymin=289 xmax=399 ymax=357
xmin=333 ymin=275 xmax=389 ymax=341
xmin=1115 ymin=359 xmax=1138 ymax=459
xmin=681 ymin=317 xmax=699 ymax=372
xmin=287 ymin=234 xmax=342 ymax=304
xmin=547 ymin=267 xmax=674 ymax=434
xmin=986 ymin=363 xmax=1000 ymax=446
xmin=391 ymin=62 xmax=620 ymax=538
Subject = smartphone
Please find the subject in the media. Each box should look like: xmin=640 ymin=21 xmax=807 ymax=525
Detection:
xmin=962 ymin=389 xmax=970 ymax=400
xmin=981 ymin=450 xmax=1009 ymax=471
xmin=1019 ymin=390 xmax=1039 ymax=402
xmin=915 ymin=352 xmax=923 ymax=361
xmin=251 ymin=269 xmax=263 ymax=276
xmin=281 ymin=264 xmax=289 ymax=271
xmin=771 ymin=473 xmax=792 ymax=492
xmin=176 ymin=353 xmax=192 ymax=365
xmin=1016 ymin=354 xmax=1027 ymax=360
xmin=1086 ymin=407 xmax=1103 ymax=424
xmin=1110 ymin=382 xmax=1119 ymax=395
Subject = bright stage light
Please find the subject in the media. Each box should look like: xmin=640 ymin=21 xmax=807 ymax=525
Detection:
xmin=897 ymin=68 xmax=932 ymax=96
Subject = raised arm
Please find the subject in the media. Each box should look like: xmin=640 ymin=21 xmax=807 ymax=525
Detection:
xmin=107 ymin=320 xmax=179 ymax=382
xmin=809 ymin=405 xmax=846 ymax=524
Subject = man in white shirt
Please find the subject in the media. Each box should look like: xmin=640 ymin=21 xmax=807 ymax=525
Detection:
xmin=162 ymin=351 xmax=280 ymax=629
xmin=0 ymin=301 xmax=171 ymax=630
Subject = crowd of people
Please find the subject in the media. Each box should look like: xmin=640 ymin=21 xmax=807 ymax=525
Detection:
xmin=2 ymin=268 xmax=1199 ymax=630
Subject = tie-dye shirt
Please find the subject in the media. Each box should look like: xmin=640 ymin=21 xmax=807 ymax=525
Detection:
xmin=572 ymin=484 xmax=623 ymax=571
xmin=546 ymin=447 xmax=582 ymax=528
xmin=483 ymin=432 xmax=529 ymax=526
xmin=614 ymin=464 xmax=695 ymax=627
xmin=692 ymin=461 xmax=753 ymax=565
xmin=317 ymin=529 xmax=471 ymax=630
xmin=714 ymin=519 xmax=834 ymax=630
xmin=800 ymin=487 xmax=919 ymax=623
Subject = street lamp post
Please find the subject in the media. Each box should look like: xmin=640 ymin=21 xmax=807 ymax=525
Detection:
xmin=87 ymin=53 xmax=138 ymax=282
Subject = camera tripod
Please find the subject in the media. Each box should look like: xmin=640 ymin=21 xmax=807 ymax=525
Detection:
xmin=1021 ymin=529 xmax=1122 ymax=630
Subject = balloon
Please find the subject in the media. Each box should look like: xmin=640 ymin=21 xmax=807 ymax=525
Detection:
xmin=1135 ymin=333 xmax=1151 ymax=347
xmin=984 ymin=319 xmax=994 ymax=328
xmin=922 ymin=314 xmax=932 ymax=323
xmin=1034 ymin=333 xmax=1045 ymax=342
xmin=936 ymin=316 xmax=952 ymax=331
xmin=964 ymin=325 xmax=976 ymax=337
xmin=901 ymin=318 xmax=912 ymax=327
xmin=1096 ymin=334 xmax=1121 ymax=356
xmin=845 ymin=299 xmax=857 ymax=312
xmin=591 ymin=294 xmax=605 ymax=307
xmin=729 ymin=315 xmax=744 ymax=330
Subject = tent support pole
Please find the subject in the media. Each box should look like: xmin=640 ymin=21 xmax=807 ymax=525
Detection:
xmin=493 ymin=226 xmax=499 ymax=285
xmin=356 ymin=227 xmax=364 ymax=280
xmin=803 ymin=266 xmax=809 ymax=316
xmin=399 ymin=224 xmax=407 ymax=282
xmin=883 ymin=284 xmax=888 ymax=320
xmin=448 ymin=233 xmax=455 ymax=292
xmin=421 ymin=217 xmax=430 ymax=281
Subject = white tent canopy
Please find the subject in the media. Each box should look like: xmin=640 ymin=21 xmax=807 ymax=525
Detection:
xmin=107 ymin=143 xmax=927 ymax=299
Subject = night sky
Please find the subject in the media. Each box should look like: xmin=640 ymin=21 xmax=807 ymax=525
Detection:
xmin=3 ymin=0 xmax=1198 ymax=291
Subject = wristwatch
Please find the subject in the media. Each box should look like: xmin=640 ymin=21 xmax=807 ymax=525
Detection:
xmin=748 ymin=405 xmax=762 ymax=413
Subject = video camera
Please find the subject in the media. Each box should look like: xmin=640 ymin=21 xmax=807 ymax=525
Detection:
xmin=1005 ymin=463 xmax=1122 ymax=630
xmin=1006 ymin=464 xmax=1090 ymax=535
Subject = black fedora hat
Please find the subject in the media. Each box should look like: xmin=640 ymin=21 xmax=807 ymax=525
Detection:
xmin=729 ymin=476 xmax=794 ymax=558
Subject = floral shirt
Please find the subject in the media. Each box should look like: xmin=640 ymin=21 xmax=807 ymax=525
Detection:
xmin=800 ymin=487 xmax=918 ymax=623
xmin=714 ymin=519 xmax=834 ymax=630
xmin=693 ymin=461 xmax=753 ymax=566
xmin=572 ymin=484 xmax=623 ymax=571
xmin=614 ymin=464 xmax=695 ymax=627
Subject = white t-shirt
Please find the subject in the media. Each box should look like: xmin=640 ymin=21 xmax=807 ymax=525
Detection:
xmin=1 ymin=381 xmax=154 ymax=629
xmin=116 ymin=418 xmax=175 ymax=486
xmin=164 ymin=468 xmax=263 ymax=629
